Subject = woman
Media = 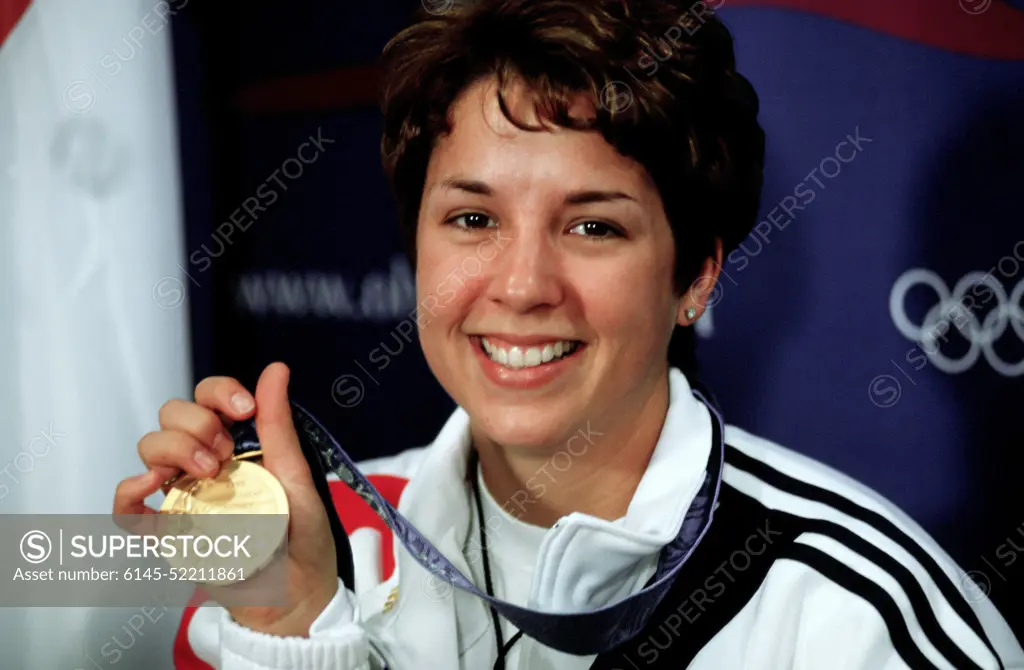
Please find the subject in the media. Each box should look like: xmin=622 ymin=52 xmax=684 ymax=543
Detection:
xmin=114 ymin=1 xmax=1022 ymax=668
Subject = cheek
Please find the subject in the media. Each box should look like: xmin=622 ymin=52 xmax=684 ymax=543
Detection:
xmin=575 ymin=253 xmax=676 ymax=340
xmin=415 ymin=241 xmax=487 ymax=338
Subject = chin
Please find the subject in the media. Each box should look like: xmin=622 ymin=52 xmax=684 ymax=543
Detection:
xmin=474 ymin=403 xmax=576 ymax=450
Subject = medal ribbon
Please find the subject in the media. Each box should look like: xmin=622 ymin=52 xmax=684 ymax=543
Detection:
xmin=229 ymin=390 xmax=724 ymax=656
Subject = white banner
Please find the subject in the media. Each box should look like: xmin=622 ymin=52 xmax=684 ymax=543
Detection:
xmin=0 ymin=0 xmax=191 ymax=667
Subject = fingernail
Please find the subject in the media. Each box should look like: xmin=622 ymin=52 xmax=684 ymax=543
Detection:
xmin=193 ymin=449 xmax=218 ymax=473
xmin=231 ymin=392 xmax=254 ymax=413
xmin=132 ymin=471 xmax=153 ymax=483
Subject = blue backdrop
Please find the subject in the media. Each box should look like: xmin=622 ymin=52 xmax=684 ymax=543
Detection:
xmin=170 ymin=0 xmax=1024 ymax=634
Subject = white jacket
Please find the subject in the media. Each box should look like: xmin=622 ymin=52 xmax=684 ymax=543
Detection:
xmin=173 ymin=369 xmax=1024 ymax=669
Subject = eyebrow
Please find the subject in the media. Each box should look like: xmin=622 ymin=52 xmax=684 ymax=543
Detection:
xmin=437 ymin=177 xmax=638 ymax=205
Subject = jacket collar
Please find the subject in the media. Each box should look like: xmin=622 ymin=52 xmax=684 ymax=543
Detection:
xmin=387 ymin=368 xmax=713 ymax=657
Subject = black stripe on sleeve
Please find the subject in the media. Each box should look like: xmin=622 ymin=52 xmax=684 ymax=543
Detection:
xmin=725 ymin=445 xmax=1004 ymax=669
xmin=780 ymin=542 xmax=942 ymax=670
xmin=788 ymin=517 xmax=986 ymax=670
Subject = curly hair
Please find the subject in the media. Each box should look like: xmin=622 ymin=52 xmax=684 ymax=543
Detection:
xmin=378 ymin=0 xmax=765 ymax=375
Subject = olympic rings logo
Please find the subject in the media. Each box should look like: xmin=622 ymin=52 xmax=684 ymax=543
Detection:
xmin=889 ymin=268 xmax=1024 ymax=376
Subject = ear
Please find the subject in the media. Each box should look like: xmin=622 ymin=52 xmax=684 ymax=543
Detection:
xmin=676 ymin=237 xmax=724 ymax=326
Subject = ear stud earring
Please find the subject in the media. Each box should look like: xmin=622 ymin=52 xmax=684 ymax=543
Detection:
xmin=685 ymin=307 xmax=697 ymax=321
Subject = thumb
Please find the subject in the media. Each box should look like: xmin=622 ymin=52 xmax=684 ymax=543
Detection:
xmin=253 ymin=362 xmax=316 ymax=494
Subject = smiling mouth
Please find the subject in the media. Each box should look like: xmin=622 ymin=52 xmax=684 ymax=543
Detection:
xmin=476 ymin=336 xmax=584 ymax=370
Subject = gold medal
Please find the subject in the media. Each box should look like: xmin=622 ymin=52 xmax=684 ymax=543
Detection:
xmin=161 ymin=459 xmax=288 ymax=515
xmin=159 ymin=455 xmax=289 ymax=585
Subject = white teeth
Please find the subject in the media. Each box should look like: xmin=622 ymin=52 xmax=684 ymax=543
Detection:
xmin=480 ymin=337 xmax=579 ymax=369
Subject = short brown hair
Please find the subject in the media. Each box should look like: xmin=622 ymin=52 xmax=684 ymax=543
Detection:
xmin=379 ymin=0 xmax=764 ymax=292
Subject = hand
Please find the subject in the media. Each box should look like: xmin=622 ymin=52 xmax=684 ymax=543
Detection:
xmin=112 ymin=362 xmax=338 ymax=637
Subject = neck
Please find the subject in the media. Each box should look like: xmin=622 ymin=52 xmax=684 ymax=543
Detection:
xmin=472 ymin=371 xmax=671 ymax=528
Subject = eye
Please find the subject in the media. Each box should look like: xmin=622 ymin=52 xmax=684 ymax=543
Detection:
xmin=446 ymin=212 xmax=496 ymax=230
xmin=568 ymin=220 xmax=624 ymax=238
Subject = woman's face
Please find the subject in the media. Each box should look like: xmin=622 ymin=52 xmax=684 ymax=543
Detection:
xmin=415 ymin=76 xmax=693 ymax=450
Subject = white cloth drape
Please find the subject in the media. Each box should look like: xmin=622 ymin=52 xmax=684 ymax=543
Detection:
xmin=0 ymin=1 xmax=191 ymax=667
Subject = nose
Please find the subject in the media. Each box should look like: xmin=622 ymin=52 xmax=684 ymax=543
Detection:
xmin=484 ymin=225 xmax=565 ymax=313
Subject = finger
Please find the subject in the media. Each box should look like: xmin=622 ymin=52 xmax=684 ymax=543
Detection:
xmin=138 ymin=430 xmax=222 ymax=480
xmin=154 ymin=465 xmax=182 ymax=494
xmin=194 ymin=376 xmax=256 ymax=421
xmin=252 ymin=362 xmax=316 ymax=493
xmin=113 ymin=469 xmax=179 ymax=540
xmin=253 ymin=363 xmax=332 ymax=570
xmin=113 ymin=470 xmax=163 ymax=515
xmin=157 ymin=399 xmax=235 ymax=461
